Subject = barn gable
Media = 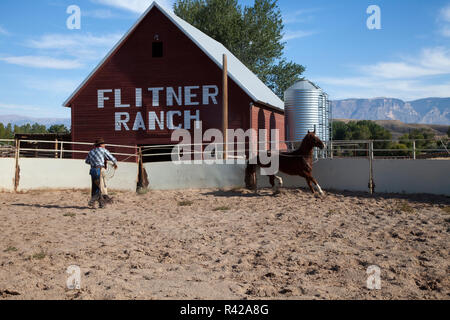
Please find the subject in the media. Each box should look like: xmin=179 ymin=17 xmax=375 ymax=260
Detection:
xmin=63 ymin=1 xmax=283 ymax=110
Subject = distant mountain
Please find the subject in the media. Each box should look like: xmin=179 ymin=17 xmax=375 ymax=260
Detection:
xmin=0 ymin=114 xmax=70 ymax=128
xmin=331 ymin=98 xmax=450 ymax=125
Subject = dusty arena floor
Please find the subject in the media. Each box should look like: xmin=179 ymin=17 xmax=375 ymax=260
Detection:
xmin=0 ymin=188 xmax=449 ymax=300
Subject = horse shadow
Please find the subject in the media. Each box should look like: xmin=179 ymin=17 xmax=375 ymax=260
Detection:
xmin=201 ymin=188 xmax=263 ymax=198
xmin=203 ymin=187 xmax=450 ymax=206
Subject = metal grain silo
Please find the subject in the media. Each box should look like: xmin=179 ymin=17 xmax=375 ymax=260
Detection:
xmin=284 ymin=79 xmax=331 ymax=158
xmin=284 ymin=80 xmax=321 ymax=146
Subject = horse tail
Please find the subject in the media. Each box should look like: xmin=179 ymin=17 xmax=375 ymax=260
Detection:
xmin=245 ymin=162 xmax=257 ymax=190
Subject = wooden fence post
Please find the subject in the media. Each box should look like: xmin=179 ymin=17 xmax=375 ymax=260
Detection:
xmin=14 ymin=139 xmax=20 ymax=192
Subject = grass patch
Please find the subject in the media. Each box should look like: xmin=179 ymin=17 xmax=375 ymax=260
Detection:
xmin=4 ymin=246 xmax=17 ymax=253
xmin=397 ymin=201 xmax=414 ymax=213
xmin=32 ymin=251 xmax=46 ymax=260
xmin=63 ymin=213 xmax=76 ymax=217
xmin=213 ymin=206 xmax=230 ymax=211
xmin=178 ymin=200 xmax=193 ymax=207
xmin=441 ymin=206 xmax=450 ymax=215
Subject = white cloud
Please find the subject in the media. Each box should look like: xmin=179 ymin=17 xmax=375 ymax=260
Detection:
xmin=442 ymin=26 xmax=450 ymax=37
xmin=438 ymin=5 xmax=450 ymax=37
xmin=0 ymin=33 xmax=122 ymax=70
xmin=27 ymin=33 xmax=121 ymax=52
xmin=0 ymin=102 xmax=41 ymax=113
xmin=24 ymin=78 xmax=81 ymax=94
xmin=0 ymin=26 xmax=9 ymax=36
xmin=440 ymin=5 xmax=450 ymax=22
xmin=93 ymin=0 xmax=174 ymax=13
xmin=24 ymin=33 xmax=122 ymax=65
xmin=0 ymin=56 xmax=82 ymax=69
xmin=83 ymin=9 xmax=117 ymax=19
xmin=362 ymin=47 xmax=450 ymax=79
xmin=317 ymin=76 xmax=450 ymax=101
xmin=283 ymin=8 xmax=319 ymax=24
xmin=316 ymin=47 xmax=450 ymax=100
xmin=283 ymin=30 xmax=316 ymax=41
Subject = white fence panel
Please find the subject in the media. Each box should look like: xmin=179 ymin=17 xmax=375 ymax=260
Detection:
xmin=0 ymin=158 xmax=15 ymax=192
xmin=373 ymin=159 xmax=450 ymax=195
xmin=17 ymin=159 xmax=137 ymax=192
xmin=145 ymin=162 xmax=246 ymax=190
xmin=108 ymin=161 xmax=138 ymax=191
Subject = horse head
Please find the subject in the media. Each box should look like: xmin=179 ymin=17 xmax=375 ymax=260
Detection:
xmin=306 ymin=130 xmax=325 ymax=150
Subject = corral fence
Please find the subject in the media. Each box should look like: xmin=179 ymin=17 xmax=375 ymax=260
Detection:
xmin=0 ymin=138 xmax=138 ymax=161
xmin=330 ymin=138 xmax=450 ymax=160
xmin=139 ymin=138 xmax=450 ymax=161
xmin=1 ymin=137 xmax=449 ymax=195
xmin=2 ymin=137 xmax=448 ymax=162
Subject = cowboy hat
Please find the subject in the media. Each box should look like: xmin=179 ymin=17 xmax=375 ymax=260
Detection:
xmin=94 ymin=138 xmax=105 ymax=146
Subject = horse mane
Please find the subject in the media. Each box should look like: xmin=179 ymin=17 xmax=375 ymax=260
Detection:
xmin=285 ymin=133 xmax=314 ymax=157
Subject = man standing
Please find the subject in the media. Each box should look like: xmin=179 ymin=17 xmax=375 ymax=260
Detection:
xmin=85 ymin=138 xmax=118 ymax=208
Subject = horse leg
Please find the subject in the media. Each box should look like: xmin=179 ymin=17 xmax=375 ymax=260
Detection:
xmin=270 ymin=175 xmax=283 ymax=194
xmin=305 ymin=176 xmax=316 ymax=194
xmin=275 ymin=175 xmax=283 ymax=189
xmin=245 ymin=164 xmax=257 ymax=192
xmin=269 ymin=175 xmax=275 ymax=188
xmin=311 ymin=177 xmax=324 ymax=195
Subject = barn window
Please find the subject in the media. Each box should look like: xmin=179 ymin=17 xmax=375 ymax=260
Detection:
xmin=152 ymin=42 xmax=163 ymax=58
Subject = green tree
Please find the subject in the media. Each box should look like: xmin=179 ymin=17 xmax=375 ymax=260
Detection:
xmin=332 ymin=121 xmax=349 ymax=140
xmin=399 ymin=129 xmax=436 ymax=156
xmin=331 ymin=120 xmax=394 ymax=156
xmin=48 ymin=124 xmax=70 ymax=134
xmin=174 ymin=0 xmax=305 ymax=98
xmin=0 ymin=122 xmax=70 ymax=138
xmin=30 ymin=123 xmax=47 ymax=134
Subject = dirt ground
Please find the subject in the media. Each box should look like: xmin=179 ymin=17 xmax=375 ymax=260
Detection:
xmin=0 ymin=188 xmax=449 ymax=300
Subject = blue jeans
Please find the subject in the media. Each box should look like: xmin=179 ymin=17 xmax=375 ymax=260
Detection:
xmin=90 ymin=168 xmax=101 ymax=197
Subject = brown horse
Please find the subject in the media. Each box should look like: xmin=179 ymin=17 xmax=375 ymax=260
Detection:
xmin=245 ymin=130 xmax=325 ymax=195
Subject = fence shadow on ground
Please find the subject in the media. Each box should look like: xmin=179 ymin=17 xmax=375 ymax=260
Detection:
xmin=203 ymin=187 xmax=450 ymax=206
xmin=11 ymin=203 xmax=91 ymax=210
xmin=324 ymin=188 xmax=450 ymax=206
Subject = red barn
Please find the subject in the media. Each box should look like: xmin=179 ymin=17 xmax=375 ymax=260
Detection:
xmin=63 ymin=2 xmax=285 ymax=160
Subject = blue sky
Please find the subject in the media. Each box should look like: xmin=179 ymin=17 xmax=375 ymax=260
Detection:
xmin=0 ymin=0 xmax=449 ymax=118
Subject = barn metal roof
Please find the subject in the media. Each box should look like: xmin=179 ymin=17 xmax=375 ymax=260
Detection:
xmin=63 ymin=1 xmax=284 ymax=110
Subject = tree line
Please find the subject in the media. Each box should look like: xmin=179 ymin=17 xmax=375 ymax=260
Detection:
xmin=332 ymin=120 xmax=449 ymax=157
xmin=0 ymin=123 xmax=69 ymax=140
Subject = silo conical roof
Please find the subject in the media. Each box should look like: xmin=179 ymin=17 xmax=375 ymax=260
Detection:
xmin=286 ymin=79 xmax=322 ymax=91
